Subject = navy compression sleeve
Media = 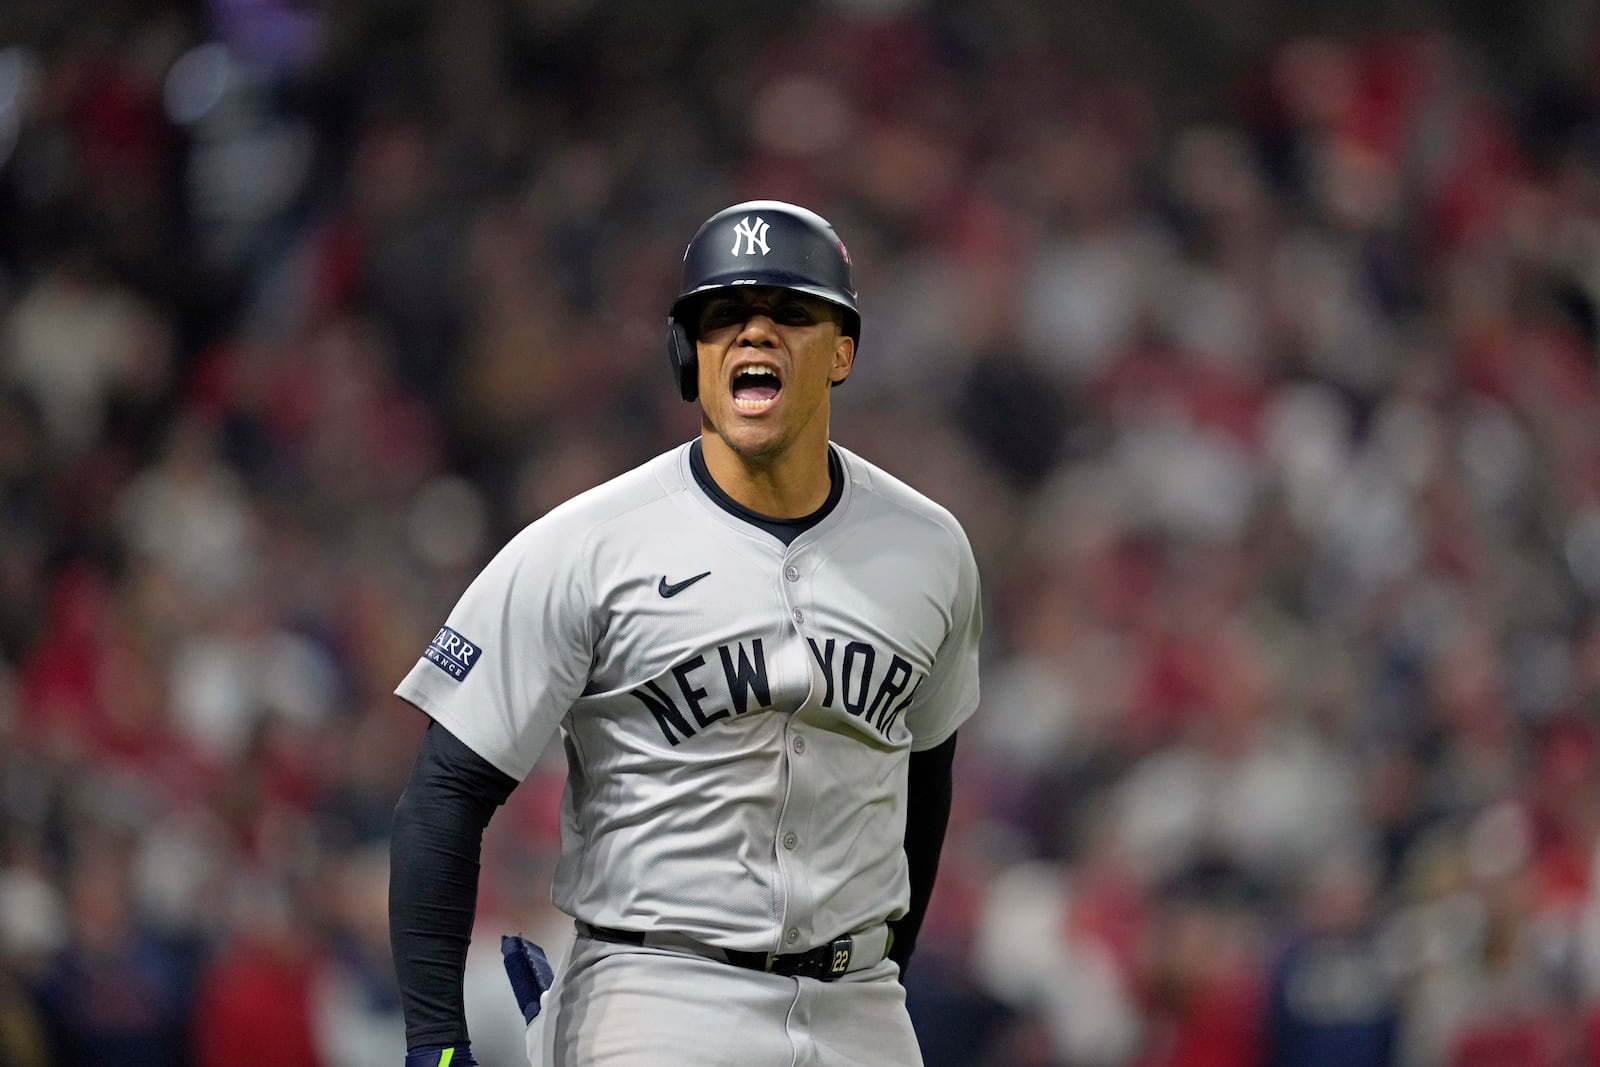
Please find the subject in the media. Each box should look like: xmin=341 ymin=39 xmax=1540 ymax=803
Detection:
xmin=389 ymin=718 xmax=518 ymax=1049
xmin=888 ymin=731 xmax=958 ymax=974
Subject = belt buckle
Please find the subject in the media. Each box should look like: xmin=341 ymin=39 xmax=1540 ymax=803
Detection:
xmin=825 ymin=935 xmax=853 ymax=979
xmin=767 ymin=935 xmax=854 ymax=981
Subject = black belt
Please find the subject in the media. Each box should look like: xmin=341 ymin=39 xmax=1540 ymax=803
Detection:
xmin=576 ymin=921 xmax=868 ymax=982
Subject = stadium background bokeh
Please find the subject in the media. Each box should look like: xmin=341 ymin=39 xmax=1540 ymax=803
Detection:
xmin=4 ymin=1 xmax=1600 ymax=1064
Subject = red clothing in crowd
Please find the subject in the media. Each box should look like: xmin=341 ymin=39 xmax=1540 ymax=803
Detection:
xmin=192 ymin=935 xmax=323 ymax=1067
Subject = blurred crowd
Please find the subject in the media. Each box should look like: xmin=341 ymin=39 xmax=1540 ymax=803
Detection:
xmin=4 ymin=0 xmax=1600 ymax=1064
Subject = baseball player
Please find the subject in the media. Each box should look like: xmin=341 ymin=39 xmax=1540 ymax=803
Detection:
xmin=388 ymin=200 xmax=982 ymax=1067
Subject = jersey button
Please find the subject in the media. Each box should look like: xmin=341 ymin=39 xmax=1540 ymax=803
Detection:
xmin=785 ymin=928 xmax=800 ymax=945
xmin=785 ymin=566 xmax=799 ymax=582
xmin=782 ymin=832 xmax=798 ymax=850
xmin=792 ymin=736 xmax=806 ymax=755
xmin=791 ymin=608 xmax=804 ymax=624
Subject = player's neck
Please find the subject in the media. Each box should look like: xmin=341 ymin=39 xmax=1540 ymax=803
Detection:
xmin=699 ymin=431 xmax=832 ymax=519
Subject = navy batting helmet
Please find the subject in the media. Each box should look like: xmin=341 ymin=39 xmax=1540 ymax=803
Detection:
xmin=666 ymin=201 xmax=860 ymax=402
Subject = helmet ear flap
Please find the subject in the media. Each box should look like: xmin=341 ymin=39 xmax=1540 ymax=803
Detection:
xmin=666 ymin=319 xmax=698 ymax=402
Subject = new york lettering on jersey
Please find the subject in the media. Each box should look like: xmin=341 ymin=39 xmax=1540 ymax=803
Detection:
xmin=627 ymin=632 xmax=926 ymax=746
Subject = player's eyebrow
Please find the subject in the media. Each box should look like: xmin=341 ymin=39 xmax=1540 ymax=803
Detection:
xmin=702 ymin=291 xmax=832 ymax=318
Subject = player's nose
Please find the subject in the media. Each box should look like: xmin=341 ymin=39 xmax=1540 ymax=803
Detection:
xmin=734 ymin=313 xmax=780 ymax=345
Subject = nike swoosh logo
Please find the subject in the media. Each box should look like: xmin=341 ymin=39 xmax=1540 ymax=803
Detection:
xmin=658 ymin=571 xmax=712 ymax=598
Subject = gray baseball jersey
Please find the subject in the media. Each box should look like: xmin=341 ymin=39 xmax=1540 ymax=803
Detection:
xmin=396 ymin=439 xmax=981 ymax=955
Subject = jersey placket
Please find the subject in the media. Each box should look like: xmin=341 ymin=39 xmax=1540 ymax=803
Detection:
xmin=771 ymin=543 xmax=821 ymax=955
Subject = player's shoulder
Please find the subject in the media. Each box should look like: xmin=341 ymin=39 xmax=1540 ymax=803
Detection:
xmin=834 ymin=444 xmax=974 ymax=559
xmin=505 ymin=443 xmax=692 ymax=550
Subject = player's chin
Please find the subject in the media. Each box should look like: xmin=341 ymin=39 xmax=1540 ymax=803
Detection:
xmin=716 ymin=421 xmax=790 ymax=462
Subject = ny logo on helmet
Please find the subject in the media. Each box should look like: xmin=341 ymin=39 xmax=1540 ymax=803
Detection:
xmin=730 ymin=216 xmax=770 ymax=256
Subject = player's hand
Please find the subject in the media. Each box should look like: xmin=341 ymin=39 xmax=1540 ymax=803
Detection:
xmin=405 ymin=1046 xmax=477 ymax=1067
xmin=501 ymin=933 xmax=556 ymax=1023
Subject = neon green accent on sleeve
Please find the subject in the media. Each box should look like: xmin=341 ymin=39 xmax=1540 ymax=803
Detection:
xmin=884 ymin=928 xmax=894 ymax=956
xmin=438 ymin=1051 xmax=455 ymax=1067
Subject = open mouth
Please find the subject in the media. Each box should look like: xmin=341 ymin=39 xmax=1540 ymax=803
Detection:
xmin=730 ymin=364 xmax=782 ymax=413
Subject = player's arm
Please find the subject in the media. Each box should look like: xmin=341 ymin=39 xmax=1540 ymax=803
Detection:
xmin=888 ymin=730 xmax=958 ymax=974
xmin=390 ymin=717 xmax=518 ymax=1057
xmin=890 ymin=519 xmax=979 ymax=976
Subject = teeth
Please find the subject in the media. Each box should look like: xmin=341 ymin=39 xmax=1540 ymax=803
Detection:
xmin=734 ymin=397 xmax=775 ymax=411
xmin=738 ymin=365 xmax=777 ymax=378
